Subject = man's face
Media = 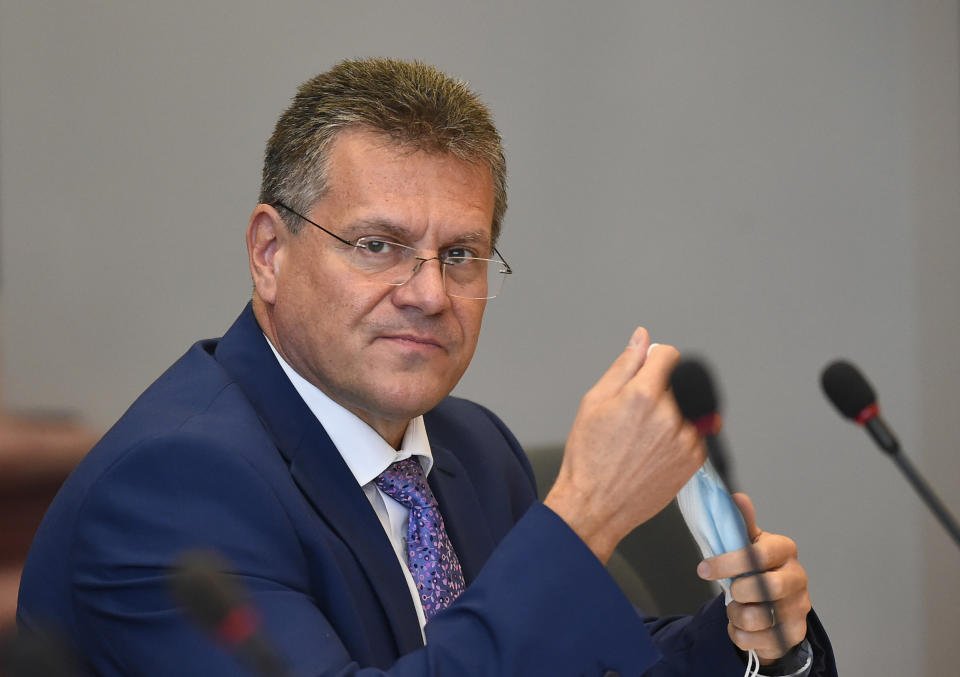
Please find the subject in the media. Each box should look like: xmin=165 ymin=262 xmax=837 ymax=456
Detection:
xmin=261 ymin=128 xmax=495 ymax=442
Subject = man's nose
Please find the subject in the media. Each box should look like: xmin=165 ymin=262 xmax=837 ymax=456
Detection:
xmin=391 ymin=257 xmax=451 ymax=313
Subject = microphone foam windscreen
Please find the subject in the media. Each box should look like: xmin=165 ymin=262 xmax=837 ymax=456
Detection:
xmin=0 ymin=630 xmax=77 ymax=677
xmin=820 ymin=360 xmax=876 ymax=419
xmin=670 ymin=359 xmax=719 ymax=422
xmin=171 ymin=550 xmax=243 ymax=630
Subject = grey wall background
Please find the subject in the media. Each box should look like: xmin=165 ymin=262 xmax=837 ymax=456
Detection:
xmin=2 ymin=1 xmax=958 ymax=674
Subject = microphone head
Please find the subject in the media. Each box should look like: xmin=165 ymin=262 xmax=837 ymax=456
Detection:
xmin=171 ymin=550 xmax=245 ymax=632
xmin=0 ymin=628 xmax=78 ymax=677
xmin=171 ymin=550 xmax=289 ymax=677
xmin=820 ymin=360 xmax=877 ymax=420
xmin=670 ymin=358 xmax=720 ymax=422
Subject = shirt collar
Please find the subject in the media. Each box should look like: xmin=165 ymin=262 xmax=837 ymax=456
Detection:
xmin=264 ymin=336 xmax=433 ymax=486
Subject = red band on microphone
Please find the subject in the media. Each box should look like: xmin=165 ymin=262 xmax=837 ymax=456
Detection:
xmin=692 ymin=413 xmax=722 ymax=436
xmin=855 ymin=402 xmax=879 ymax=425
xmin=217 ymin=605 xmax=259 ymax=646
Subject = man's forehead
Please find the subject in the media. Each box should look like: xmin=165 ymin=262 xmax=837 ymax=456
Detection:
xmin=325 ymin=127 xmax=492 ymax=180
xmin=317 ymin=127 xmax=496 ymax=238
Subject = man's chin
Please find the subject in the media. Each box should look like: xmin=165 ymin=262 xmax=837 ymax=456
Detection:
xmin=369 ymin=378 xmax=456 ymax=419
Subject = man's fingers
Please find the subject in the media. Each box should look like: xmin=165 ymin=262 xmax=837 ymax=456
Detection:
xmin=729 ymin=559 xmax=807 ymax=604
xmin=627 ymin=326 xmax=650 ymax=354
xmin=727 ymin=600 xmax=778 ymax=633
xmin=698 ymin=533 xmax=798 ymax=581
xmin=635 ymin=342 xmax=682 ymax=394
xmin=585 ymin=327 xmax=651 ymax=401
xmin=726 ymin=590 xmax=812 ymax=633
xmin=583 ymin=327 xmax=685 ymax=408
xmin=726 ymin=617 xmax=809 ymax=662
xmin=732 ymin=492 xmax=762 ymax=542
xmin=726 ymin=584 xmax=812 ymax=660
xmin=696 ymin=499 xmax=814 ymax=662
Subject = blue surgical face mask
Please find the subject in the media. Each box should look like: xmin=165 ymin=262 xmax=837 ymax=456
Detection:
xmin=676 ymin=458 xmax=750 ymax=603
xmin=677 ymin=460 xmax=784 ymax=677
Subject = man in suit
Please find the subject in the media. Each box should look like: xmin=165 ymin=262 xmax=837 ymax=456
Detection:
xmin=18 ymin=58 xmax=835 ymax=676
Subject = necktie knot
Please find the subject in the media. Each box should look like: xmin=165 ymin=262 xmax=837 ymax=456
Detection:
xmin=374 ymin=457 xmax=436 ymax=510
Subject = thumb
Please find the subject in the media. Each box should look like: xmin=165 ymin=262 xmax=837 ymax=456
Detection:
xmin=587 ymin=327 xmax=651 ymax=400
xmin=732 ymin=492 xmax=762 ymax=543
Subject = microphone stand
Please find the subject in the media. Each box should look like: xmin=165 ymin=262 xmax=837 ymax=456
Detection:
xmin=705 ymin=438 xmax=792 ymax=663
xmin=887 ymin=451 xmax=960 ymax=549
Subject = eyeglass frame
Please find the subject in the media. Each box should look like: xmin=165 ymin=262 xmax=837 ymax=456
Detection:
xmin=270 ymin=201 xmax=513 ymax=299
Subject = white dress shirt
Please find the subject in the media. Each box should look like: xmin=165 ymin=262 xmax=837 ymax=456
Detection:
xmin=266 ymin=339 xmax=432 ymax=637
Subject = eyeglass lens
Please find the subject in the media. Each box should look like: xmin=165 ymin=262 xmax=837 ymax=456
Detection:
xmin=350 ymin=239 xmax=507 ymax=299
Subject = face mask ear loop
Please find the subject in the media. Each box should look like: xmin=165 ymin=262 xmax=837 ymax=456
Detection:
xmin=743 ymin=648 xmax=760 ymax=677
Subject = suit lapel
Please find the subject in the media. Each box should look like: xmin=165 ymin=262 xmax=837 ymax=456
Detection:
xmin=284 ymin=427 xmax=425 ymax=653
xmin=428 ymin=444 xmax=496 ymax=584
xmin=213 ymin=305 xmax=424 ymax=654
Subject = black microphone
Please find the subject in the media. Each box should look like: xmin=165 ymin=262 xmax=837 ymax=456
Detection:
xmin=170 ymin=550 xmax=290 ymax=677
xmin=820 ymin=360 xmax=900 ymax=454
xmin=670 ymin=358 xmax=790 ymax=660
xmin=670 ymin=359 xmax=731 ymax=486
xmin=821 ymin=359 xmax=960 ymax=550
xmin=0 ymin=628 xmax=78 ymax=677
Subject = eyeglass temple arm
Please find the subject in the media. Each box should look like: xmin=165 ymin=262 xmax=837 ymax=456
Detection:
xmin=271 ymin=201 xmax=357 ymax=248
xmin=493 ymin=247 xmax=513 ymax=274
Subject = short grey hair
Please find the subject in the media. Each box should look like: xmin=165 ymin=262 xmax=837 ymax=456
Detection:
xmin=260 ymin=58 xmax=507 ymax=243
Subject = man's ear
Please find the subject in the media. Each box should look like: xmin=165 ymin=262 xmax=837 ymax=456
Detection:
xmin=247 ymin=204 xmax=287 ymax=305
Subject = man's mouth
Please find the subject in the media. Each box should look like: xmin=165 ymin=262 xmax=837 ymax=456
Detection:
xmin=377 ymin=333 xmax=446 ymax=351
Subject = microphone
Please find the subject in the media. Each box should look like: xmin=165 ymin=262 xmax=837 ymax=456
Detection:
xmin=0 ymin=628 xmax=78 ymax=677
xmin=670 ymin=359 xmax=730 ymax=485
xmin=820 ymin=360 xmax=900 ymax=454
xmin=820 ymin=359 xmax=960 ymax=550
xmin=170 ymin=550 xmax=290 ymax=677
xmin=670 ymin=358 xmax=790 ymax=660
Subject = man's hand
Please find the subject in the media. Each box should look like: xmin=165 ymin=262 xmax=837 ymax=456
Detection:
xmin=543 ymin=327 xmax=706 ymax=563
xmin=697 ymin=493 xmax=812 ymax=663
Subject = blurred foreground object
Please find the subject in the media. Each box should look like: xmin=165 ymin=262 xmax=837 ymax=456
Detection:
xmin=0 ymin=625 xmax=79 ymax=677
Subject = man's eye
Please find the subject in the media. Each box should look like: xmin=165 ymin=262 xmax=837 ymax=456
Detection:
xmin=443 ymin=247 xmax=479 ymax=264
xmin=361 ymin=239 xmax=395 ymax=254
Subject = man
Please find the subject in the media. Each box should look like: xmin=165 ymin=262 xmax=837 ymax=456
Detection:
xmin=18 ymin=58 xmax=835 ymax=676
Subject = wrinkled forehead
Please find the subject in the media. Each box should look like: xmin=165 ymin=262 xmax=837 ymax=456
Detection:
xmin=318 ymin=127 xmax=497 ymax=240
xmin=323 ymin=125 xmax=495 ymax=185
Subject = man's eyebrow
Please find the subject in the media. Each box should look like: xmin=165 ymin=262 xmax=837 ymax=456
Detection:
xmin=452 ymin=230 xmax=493 ymax=246
xmin=343 ymin=219 xmax=492 ymax=248
xmin=342 ymin=218 xmax=410 ymax=241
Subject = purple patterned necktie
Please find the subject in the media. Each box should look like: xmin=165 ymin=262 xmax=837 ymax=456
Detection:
xmin=374 ymin=457 xmax=465 ymax=620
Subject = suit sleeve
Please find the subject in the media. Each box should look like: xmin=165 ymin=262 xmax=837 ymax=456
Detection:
xmin=469 ymin=402 xmax=838 ymax=677
xmin=65 ymin=435 xmax=662 ymax=677
xmin=63 ymin=429 xmax=834 ymax=676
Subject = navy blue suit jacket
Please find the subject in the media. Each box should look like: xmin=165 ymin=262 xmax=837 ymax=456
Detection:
xmin=18 ymin=305 xmax=835 ymax=676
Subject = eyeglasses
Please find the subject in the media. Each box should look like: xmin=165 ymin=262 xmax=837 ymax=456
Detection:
xmin=272 ymin=202 xmax=513 ymax=300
